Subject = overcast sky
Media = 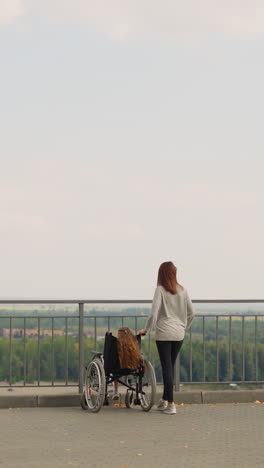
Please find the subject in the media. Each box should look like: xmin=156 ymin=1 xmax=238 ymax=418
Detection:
xmin=0 ymin=1 xmax=263 ymax=300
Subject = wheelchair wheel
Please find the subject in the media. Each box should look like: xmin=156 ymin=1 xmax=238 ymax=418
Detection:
xmin=80 ymin=392 xmax=88 ymax=410
xmin=139 ymin=359 xmax=156 ymax=412
xmin=125 ymin=389 xmax=134 ymax=408
xmin=84 ymin=357 xmax=106 ymax=413
xmin=123 ymin=374 xmax=138 ymax=408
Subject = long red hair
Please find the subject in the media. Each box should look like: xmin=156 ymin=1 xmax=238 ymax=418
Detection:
xmin=157 ymin=261 xmax=181 ymax=294
xmin=117 ymin=327 xmax=142 ymax=369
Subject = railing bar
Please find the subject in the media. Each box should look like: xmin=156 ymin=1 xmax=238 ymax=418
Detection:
xmin=0 ymin=313 xmax=262 ymax=319
xmin=174 ymin=354 xmax=180 ymax=391
xmin=65 ymin=318 xmax=68 ymax=386
xmin=83 ymin=313 xmax=256 ymax=318
xmin=108 ymin=317 xmax=110 ymax=332
xmin=216 ymin=316 xmax=219 ymax=382
xmin=121 ymin=316 xmax=124 ymax=327
xmin=189 ymin=326 xmax=192 ymax=382
xmin=94 ymin=317 xmax=97 ymax=350
xmin=203 ymin=316 xmax=206 ymax=382
xmin=9 ymin=318 xmax=12 ymax=386
xmin=135 ymin=317 xmax=138 ymax=334
xmin=38 ymin=318 xmax=40 ymax=386
xmin=242 ymin=316 xmax=245 ymax=381
xmin=23 ymin=318 xmax=26 ymax=386
xmin=255 ymin=316 xmax=258 ymax=382
xmin=1 ymin=299 xmax=264 ymax=304
xmin=78 ymin=303 xmax=84 ymax=394
xmin=51 ymin=317 xmax=54 ymax=386
xmin=229 ymin=316 xmax=232 ymax=381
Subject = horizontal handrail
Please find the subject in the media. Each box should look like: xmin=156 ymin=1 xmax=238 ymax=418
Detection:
xmin=0 ymin=314 xmax=262 ymax=319
xmin=0 ymin=299 xmax=264 ymax=304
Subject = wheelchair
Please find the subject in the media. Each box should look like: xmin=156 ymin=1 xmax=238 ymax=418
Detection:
xmin=80 ymin=331 xmax=156 ymax=413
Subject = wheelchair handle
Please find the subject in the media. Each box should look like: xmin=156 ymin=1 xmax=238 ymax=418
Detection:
xmin=136 ymin=332 xmax=146 ymax=347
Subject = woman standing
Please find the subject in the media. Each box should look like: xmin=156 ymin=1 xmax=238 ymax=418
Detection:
xmin=139 ymin=262 xmax=194 ymax=414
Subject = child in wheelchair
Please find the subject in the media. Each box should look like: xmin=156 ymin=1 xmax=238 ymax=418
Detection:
xmin=109 ymin=327 xmax=142 ymax=400
xmin=81 ymin=326 xmax=156 ymax=413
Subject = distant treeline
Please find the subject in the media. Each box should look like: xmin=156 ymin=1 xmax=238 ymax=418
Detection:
xmin=1 ymin=315 xmax=263 ymax=340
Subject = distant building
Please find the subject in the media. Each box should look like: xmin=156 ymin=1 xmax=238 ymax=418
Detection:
xmin=0 ymin=328 xmax=65 ymax=339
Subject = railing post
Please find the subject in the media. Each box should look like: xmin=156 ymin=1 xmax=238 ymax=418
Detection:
xmin=78 ymin=303 xmax=84 ymax=394
xmin=9 ymin=317 xmax=13 ymax=387
xmin=174 ymin=354 xmax=180 ymax=392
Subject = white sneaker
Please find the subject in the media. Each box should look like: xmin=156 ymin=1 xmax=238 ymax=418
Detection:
xmin=156 ymin=399 xmax=168 ymax=411
xmin=163 ymin=403 xmax=177 ymax=414
xmin=112 ymin=392 xmax=119 ymax=401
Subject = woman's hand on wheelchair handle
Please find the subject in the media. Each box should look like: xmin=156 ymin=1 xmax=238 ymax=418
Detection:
xmin=138 ymin=329 xmax=147 ymax=336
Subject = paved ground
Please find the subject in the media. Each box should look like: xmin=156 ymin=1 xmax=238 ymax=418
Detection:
xmin=0 ymin=403 xmax=263 ymax=468
xmin=0 ymin=386 xmax=79 ymax=396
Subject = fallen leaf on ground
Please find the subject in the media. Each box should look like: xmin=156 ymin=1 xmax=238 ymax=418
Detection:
xmin=255 ymin=400 xmax=261 ymax=404
xmin=210 ymin=405 xmax=217 ymax=408
xmin=136 ymin=453 xmax=143 ymax=457
xmin=181 ymin=445 xmax=188 ymax=448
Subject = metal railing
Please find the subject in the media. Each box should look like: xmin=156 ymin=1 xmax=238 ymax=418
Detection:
xmin=0 ymin=299 xmax=264 ymax=393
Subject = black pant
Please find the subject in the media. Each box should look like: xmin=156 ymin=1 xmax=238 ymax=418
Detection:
xmin=156 ymin=340 xmax=183 ymax=403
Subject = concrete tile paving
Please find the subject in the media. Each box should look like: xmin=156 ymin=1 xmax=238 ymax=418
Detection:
xmin=0 ymin=403 xmax=263 ymax=468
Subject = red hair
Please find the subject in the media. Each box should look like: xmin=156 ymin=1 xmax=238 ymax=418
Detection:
xmin=117 ymin=327 xmax=142 ymax=369
xmin=157 ymin=261 xmax=181 ymax=294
